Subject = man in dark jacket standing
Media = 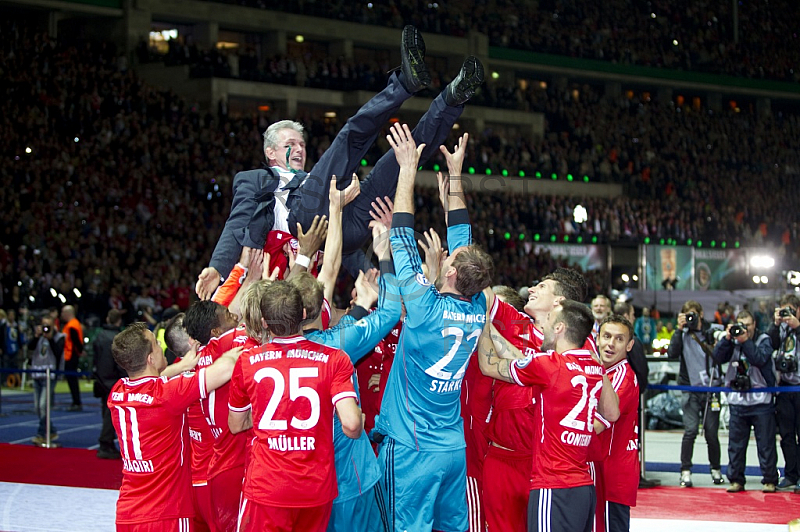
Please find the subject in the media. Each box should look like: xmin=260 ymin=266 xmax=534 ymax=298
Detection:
xmin=93 ymin=309 xmax=125 ymax=459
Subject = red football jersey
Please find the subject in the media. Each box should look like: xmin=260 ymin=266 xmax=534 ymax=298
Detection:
xmin=264 ymin=230 xmax=323 ymax=280
xmin=187 ymin=400 xmax=214 ymax=485
xmin=485 ymin=300 xmax=540 ymax=451
xmin=487 ymin=301 xmax=600 ymax=453
xmin=510 ymin=348 xmax=604 ymax=489
xmin=196 ymin=326 xmax=261 ymax=479
xmin=597 ymin=359 xmax=640 ymax=507
xmin=460 ymin=355 xmax=493 ymax=479
xmin=228 ymin=335 xmax=357 ymax=507
xmin=109 ymin=370 xmax=207 ymax=524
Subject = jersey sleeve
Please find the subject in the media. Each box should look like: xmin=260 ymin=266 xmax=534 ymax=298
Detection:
xmin=308 ymin=276 xmax=403 ymax=364
xmin=446 ymin=209 xmax=472 ymax=252
xmin=612 ymin=365 xmax=640 ymax=416
xmin=162 ymin=369 xmax=207 ymax=414
xmin=510 ymin=351 xmax=554 ymax=388
xmin=389 ymin=216 xmax=438 ymax=321
xmin=330 ymin=351 xmax=358 ymax=405
xmin=227 ymin=356 xmax=251 ymax=412
xmin=212 ymin=263 xmax=246 ymax=307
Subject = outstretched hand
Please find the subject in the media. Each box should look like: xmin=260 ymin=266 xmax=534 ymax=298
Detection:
xmin=418 ymin=229 xmax=446 ymax=283
xmin=439 ymin=132 xmax=469 ymax=176
xmin=196 ymin=267 xmax=221 ymax=300
xmin=330 ymin=173 xmax=361 ymax=211
xmin=387 ymin=123 xmax=425 ymax=169
xmin=353 ymin=269 xmax=380 ymax=310
xmin=369 ymin=196 xmax=394 ymax=229
xmin=296 ymin=215 xmax=329 ymax=257
xmin=369 ymin=220 xmax=391 ymax=262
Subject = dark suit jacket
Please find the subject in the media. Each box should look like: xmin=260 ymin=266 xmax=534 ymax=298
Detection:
xmin=209 ymin=167 xmax=306 ymax=279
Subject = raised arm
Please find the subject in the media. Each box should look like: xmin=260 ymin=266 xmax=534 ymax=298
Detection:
xmin=387 ymin=123 xmax=425 ymax=217
xmin=439 ymin=132 xmax=469 ymax=213
xmin=318 ymin=174 xmax=361 ymax=304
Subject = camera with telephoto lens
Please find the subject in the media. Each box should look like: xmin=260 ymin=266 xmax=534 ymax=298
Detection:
xmin=731 ymin=361 xmax=751 ymax=392
xmin=780 ymin=307 xmax=796 ymax=318
xmin=730 ymin=323 xmax=746 ymax=337
xmin=776 ymin=354 xmax=799 ymax=374
xmin=685 ymin=312 xmax=699 ymax=330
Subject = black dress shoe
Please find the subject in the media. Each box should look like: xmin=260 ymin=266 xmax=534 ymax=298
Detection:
xmin=399 ymin=25 xmax=430 ymax=93
xmin=444 ymin=56 xmax=485 ymax=107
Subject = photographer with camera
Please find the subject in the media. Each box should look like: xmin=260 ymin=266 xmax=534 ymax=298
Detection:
xmin=711 ymin=310 xmax=778 ymax=492
xmin=769 ymin=294 xmax=800 ymax=493
xmin=27 ymin=316 xmax=65 ymax=445
xmin=668 ymin=300 xmax=725 ymax=487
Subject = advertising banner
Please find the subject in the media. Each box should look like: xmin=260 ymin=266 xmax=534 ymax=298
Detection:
xmin=533 ymin=244 xmax=607 ymax=271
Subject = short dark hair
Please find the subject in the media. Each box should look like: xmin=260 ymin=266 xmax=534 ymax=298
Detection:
xmin=681 ymin=300 xmax=703 ymax=314
xmin=112 ymin=322 xmax=151 ymax=374
xmin=453 ymin=245 xmax=493 ymax=298
xmin=164 ymin=313 xmax=192 ymax=358
xmin=261 ymin=281 xmax=304 ymax=336
xmin=288 ymin=272 xmax=324 ymax=323
xmin=107 ymin=309 xmax=122 ymax=325
xmin=600 ymin=314 xmax=634 ymax=340
xmin=555 ymin=300 xmax=594 ymax=347
xmin=492 ymin=286 xmax=526 ymax=312
xmin=735 ymin=310 xmax=754 ymax=323
xmin=542 ymin=268 xmax=588 ymax=302
xmin=184 ymin=300 xmax=226 ymax=345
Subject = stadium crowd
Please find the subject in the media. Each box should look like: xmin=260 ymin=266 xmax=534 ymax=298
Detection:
xmin=2 ymin=15 xmax=800 ymax=333
xmin=209 ymin=0 xmax=800 ymax=83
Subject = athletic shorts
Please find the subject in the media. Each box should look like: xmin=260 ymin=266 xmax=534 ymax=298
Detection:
xmin=483 ymin=445 xmax=530 ymax=532
xmin=237 ymin=498 xmax=332 ymax=532
xmin=527 ymin=485 xmax=595 ymax=532
xmin=192 ymin=484 xmax=213 ymax=532
xmin=117 ymin=517 xmax=193 ymax=532
xmin=328 ymin=483 xmax=387 ymax=532
xmin=209 ymin=466 xmax=244 ymax=532
xmin=378 ymin=437 xmax=467 ymax=532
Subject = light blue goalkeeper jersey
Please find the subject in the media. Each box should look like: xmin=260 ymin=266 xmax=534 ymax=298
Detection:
xmin=376 ymin=210 xmax=488 ymax=451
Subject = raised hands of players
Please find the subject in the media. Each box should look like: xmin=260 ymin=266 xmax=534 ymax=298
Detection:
xmin=418 ymin=229 xmax=446 ymax=283
xmin=369 ymin=220 xmax=391 ymax=263
xmin=352 ymin=269 xmax=380 ymax=310
xmin=439 ymin=132 xmax=469 ymax=177
xmin=244 ymin=248 xmax=264 ymax=284
xmin=196 ymin=266 xmax=221 ymax=300
xmin=296 ymin=214 xmax=329 ymax=259
xmin=330 ymin=173 xmax=361 ymax=212
xmin=387 ymin=122 xmax=425 ymax=170
xmin=436 ymin=171 xmax=450 ymax=213
xmin=262 ymin=252 xmax=281 ymax=281
xmin=369 ymin=196 xmax=394 ymax=229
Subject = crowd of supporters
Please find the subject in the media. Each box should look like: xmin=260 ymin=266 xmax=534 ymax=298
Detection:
xmin=210 ymin=0 xmax=800 ymax=83
xmin=2 ymin=17 xmax=799 ymax=329
xmin=147 ymin=34 xmax=800 ymax=254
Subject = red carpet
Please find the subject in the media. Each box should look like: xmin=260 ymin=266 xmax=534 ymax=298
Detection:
xmin=633 ymin=486 xmax=800 ymax=524
xmin=0 ymin=443 xmax=122 ymax=490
